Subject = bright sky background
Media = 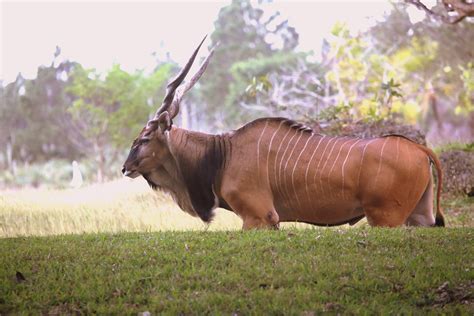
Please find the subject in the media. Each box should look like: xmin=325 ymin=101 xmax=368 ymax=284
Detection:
xmin=1 ymin=0 xmax=407 ymax=85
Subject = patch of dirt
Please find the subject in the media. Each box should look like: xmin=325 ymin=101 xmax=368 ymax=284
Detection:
xmin=432 ymin=281 xmax=474 ymax=308
xmin=323 ymin=302 xmax=343 ymax=312
xmin=416 ymin=281 xmax=474 ymax=309
xmin=47 ymin=303 xmax=82 ymax=315
xmin=439 ymin=150 xmax=474 ymax=197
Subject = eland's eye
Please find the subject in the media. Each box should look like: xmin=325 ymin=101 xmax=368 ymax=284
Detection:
xmin=140 ymin=138 xmax=150 ymax=144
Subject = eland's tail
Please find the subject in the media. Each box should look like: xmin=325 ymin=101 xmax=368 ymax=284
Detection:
xmin=417 ymin=144 xmax=445 ymax=227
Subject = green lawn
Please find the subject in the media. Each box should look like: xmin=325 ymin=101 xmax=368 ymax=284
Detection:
xmin=1 ymin=228 xmax=473 ymax=314
xmin=1 ymin=181 xmax=473 ymax=313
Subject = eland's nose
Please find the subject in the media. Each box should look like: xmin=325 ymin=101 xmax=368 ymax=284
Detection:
xmin=121 ymin=167 xmax=126 ymax=174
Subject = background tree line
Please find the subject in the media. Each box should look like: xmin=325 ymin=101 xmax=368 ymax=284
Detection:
xmin=1 ymin=0 xmax=472 ymax=186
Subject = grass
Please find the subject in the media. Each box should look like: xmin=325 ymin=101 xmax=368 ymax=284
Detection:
xmin=0 ymin=179 xmax=243 ymax=237
xmin=1 ymin=229 xmax=473 ymax=314
xmin=442 ymin=196 xmax=474 ymax=227
xmin=1 ymin=179 xmax=473 ymax=238
xmin=1 ymin=180 xmax=473 ymax=313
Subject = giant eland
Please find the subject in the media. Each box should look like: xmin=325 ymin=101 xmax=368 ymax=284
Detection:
xmin=122 ymin=37 xmax=444 ymax=229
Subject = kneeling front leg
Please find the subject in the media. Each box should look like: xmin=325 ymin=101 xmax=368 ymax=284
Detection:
xmin=242 ymin=212 xmax=280 ymax=230
xmin=223 ymin=191 xmax=279 ymax=230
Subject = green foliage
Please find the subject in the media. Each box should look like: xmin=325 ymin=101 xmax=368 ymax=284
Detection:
xmin=456 ymin=62 xmax=474 ymax=115
xmin=318 ymin=101 xmax=352 ymax=122
xmin=0 ymin=50 xmax=174 ymax=183
xmin=200 ymin=0 xmax=299 ymax=128
xmin=234 ymin=52 xmax=327 ymax=122
xmin=230 ymin=52 xmax=306 ymax=106
xmin=0 ymin=62 xmax=80 ymax=164
xmin=67 ymin=63 xmax=172 ymax=149
xmin=369 ymin=2 xmax=474 ymax=122
xmin=0 ymin=157 xmax=124 ymax=189
xmin=0 ymin=160 xmax=72 ymax=188
xmin=64 ymin=62 xmax=174 ymax=181
xmin=231 ymin=52 xmax=304 ymax=79
xmin=1 ymin=229 xmax=472 ymax=314
xmin=380 ymin=78 xmax=402 ymax=98
xmin=391 ymin=37 xmax=438 ymax=73
xmin=326 ymin=24 xmax=410 ymax=123
xmin=244 ymin=75 xmax=272 ymax=98
xmin=323 ymin=19 xmax=473 ymax=125
xmin=435 ymin=141 xmax=474 ymax=154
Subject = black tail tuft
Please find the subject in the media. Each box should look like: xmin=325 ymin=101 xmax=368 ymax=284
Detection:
xmin=435 ymin=214 xmax=445 ymax=227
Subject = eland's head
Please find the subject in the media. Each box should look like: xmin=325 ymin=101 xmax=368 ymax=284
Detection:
xmin=122 ymin=36 xmax=215 ymax=184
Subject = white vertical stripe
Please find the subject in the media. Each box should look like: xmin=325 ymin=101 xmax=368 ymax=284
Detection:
xmin=388 ymin=136 xmax=400 ymax=192
xmin=256 ymin=121 xmax=269 ymax=180
xmin=328 ymin=138 xmax=354 ymax=179
xmin=278 ymin=131 xmax=298 ymax=200
xmin=374 ymin=137 xmax=389 ymax=187
xmin=291 ymin=133 xmax=314 ymax=209
xmin=305 ymin=135 xmax=326 ymax=204
xmin=313 ymin=137 xmax=336 ymax=191
xmin=318 ymin=137 xmax=344 ymax=197
xmin=283 ymin=130 xmax=304 ymax=203
xmin=327 ymin=138 xmax=354 ymax=198
xmin=404 ymin=139 xmax=413 ymax=200
xmin=357 ymin=139 xmax=378 ymax=189
xmin=340 ymin=139 xmax=363 ymax=199
xmin=266 ymin=122 xmax=284 ymax=187
xmin=274 ymin=128 xmax=292 ymax=199
xmin=396 ymin=137 xmax=400 ymax=164
xmin=388 ymin=137 xmax=400 ymax=192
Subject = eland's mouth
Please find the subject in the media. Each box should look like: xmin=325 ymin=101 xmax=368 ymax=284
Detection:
xmin=122 ymin=167 xmax=140 ymax=179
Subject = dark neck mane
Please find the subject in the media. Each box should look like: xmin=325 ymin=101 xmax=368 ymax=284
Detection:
xmin=169 ymin=129 xmax=228 ymax=222
xmin=162 ymin=117 xmax=311 ymax=222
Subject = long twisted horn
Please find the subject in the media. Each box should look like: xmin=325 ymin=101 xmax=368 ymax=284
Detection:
xmin=154 ymin=35 xmax=207 ymax=119
xmin=168 ymin=43 xmax=217 ymax=118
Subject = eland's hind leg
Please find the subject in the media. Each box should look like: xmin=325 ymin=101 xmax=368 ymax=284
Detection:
xmin=405 ymin=178 xmax=435 ymax=226
xmin=364 ymin=205 xmax=411 ymax=227
xmin=363 ymin=197 xmax=416 ymax=227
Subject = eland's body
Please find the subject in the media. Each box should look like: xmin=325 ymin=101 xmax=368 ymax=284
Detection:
xmin=123 ymin=37 xmax=444 ymax=229
xmin=219 ymin=118 xmax=443 ymax=228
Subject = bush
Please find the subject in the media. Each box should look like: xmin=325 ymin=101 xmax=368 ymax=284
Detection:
xmin=438 ymin=145 xmax=474 ymax=197
xmin=0 ymin=160 xmax=72 ymax=189
xmin=0 ymin=158 xmax=124 ymax=189
xmin=435 ymin=142 xmax=474 ymax=154
xmin=314 ymin=119 xmax=427 ymax=145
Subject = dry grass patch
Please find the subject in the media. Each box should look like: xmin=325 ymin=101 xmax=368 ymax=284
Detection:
xmin=0 ymin=179 xmax=242 ymax=237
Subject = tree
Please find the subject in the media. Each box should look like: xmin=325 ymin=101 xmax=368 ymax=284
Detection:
xmin=321 ymin=23 xmax=409 ymax=123
xmin=234 ymin=53 xmax=329 ymax=121
xmin=0 ymin=59 xmax=81 ymax=172
xmin=0 ymin=75 xmax=25 ymax=172
xmin=66 ymin=63 xmax=173 ymax=181
xmin=370 ymin=3 xmax=474 ymax=137
xmin=200 ymin=0 xmax=299 ymax=129
xmin=405 ymin=0 xmax=474 ymax=24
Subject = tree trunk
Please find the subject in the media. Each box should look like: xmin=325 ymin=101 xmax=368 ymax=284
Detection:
xmin=6 ymin=136 xmax=14 ymax=175
xmin=94 ymin=141 xmax=106 ymax=183
xmin=181 ymin=101 xmax=190 ymax=130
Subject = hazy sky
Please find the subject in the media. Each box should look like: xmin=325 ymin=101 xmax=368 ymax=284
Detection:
xmin=1 ymin=0 xmax=400 ymax=85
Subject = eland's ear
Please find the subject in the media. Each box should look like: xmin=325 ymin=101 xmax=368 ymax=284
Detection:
xmin=157 ymin=111 xmax=172 ymax=132
xmin=146 ymin=119 xmax=158 ymax=130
